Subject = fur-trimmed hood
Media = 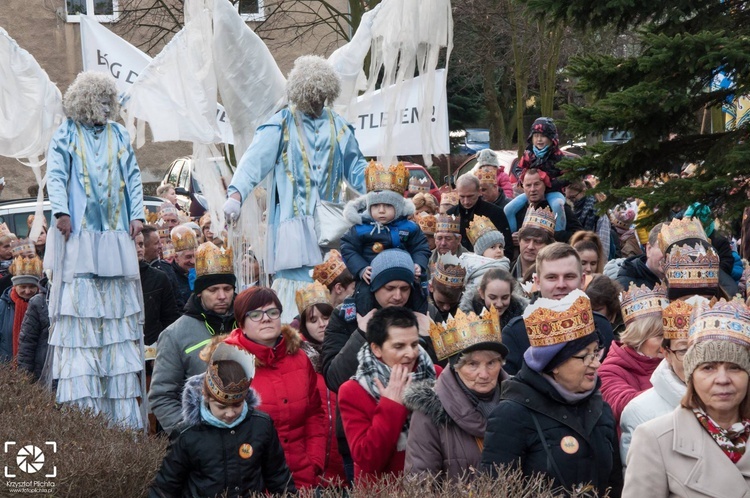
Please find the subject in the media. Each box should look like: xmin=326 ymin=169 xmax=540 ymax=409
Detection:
xmin=403 ymin=379 xmax=453 ymax=426
xmin=180 ymin=373 xmax=261 ymax=428
xmin=344 ymin=193 xmax=415 ymax=225
xmin=254 ymin=325 xmax=302 ymax=367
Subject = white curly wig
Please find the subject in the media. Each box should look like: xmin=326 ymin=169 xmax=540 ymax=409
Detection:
xmin=286 ymin=55 xmax=341 ymax=115
xmin=63 ymin=71 xmax=120 ymax=125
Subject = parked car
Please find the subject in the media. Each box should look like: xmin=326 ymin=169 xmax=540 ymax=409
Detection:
xmin=455 ymin=128 xmax=490 ymax=155
xmin=0 ymin=196 xmax=166 ymax=238
xmin=161 ymin=156 xmax=207 ymax=218
xmin=404 ymin=162 xmax=441 ymax=201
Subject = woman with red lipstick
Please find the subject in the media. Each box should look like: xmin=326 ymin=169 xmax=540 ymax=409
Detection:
xmin=623 ymin=298 xmax=750 ymax=496
xmin=223 ymin=287 xmax=326 ymax=490
xmin=338 ymin=306 xmax=438 ymax=482
xmin=481 ymin=290 xmax=621 ymax=495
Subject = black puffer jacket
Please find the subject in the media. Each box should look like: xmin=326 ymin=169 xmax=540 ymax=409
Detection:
xmin=170 ymin=260 xmax=193 ymax=311
xmin=17 ymin=283 xmax=49 ymax=381
xmin=615 ymin=254 xmax=661 ymax=290
xmin=140 ymin=261 xmax=181 ymax=346
xmin=150 ymin=375 xmax=296 ymax=497
xmin=481 ymin=365 xmax=622 ymax=496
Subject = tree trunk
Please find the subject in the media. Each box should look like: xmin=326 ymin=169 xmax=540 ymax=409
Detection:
xmin=539 ymin=23 xmax=564 ymax=116
xmin=484 ymin=65 xmax=507 ymax=149
xmin=509 ymin=0 xmax=529 ymax=155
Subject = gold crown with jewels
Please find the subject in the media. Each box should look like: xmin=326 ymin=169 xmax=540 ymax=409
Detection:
xmin=466 ymin=215 xmax=498 ymax=246
xmin=365 ymin=161 xmax=409 ymax=194
xmin=162 ymin=241 xmax=175 ymax=259
xmin=523 ymin=290 xmax=595 ymax=347
xmin=441 ymin=192 xmax=459 ymax=207
xmin=204 ymin=343 xmax=256 ymax=405
xmin=10 ymin=238 xmax=36 ymax=258
xmin=662 ymin=297 xmax=713 ymax=340
xmin=688 ymin=297 xmax=750 ymax=347
xmin=658 ymin=217 xmax=707 ymax=253
xmin=664 ymin=243 xmax=719 ymax=290
xmin=428 ymin=306 xmax=501 ymax=360
xmin=312 ymin=250 xmax=347 ymax=287
xmin=158 ymin=201 xmax=179 ymax=218
xmin=435 ymin=214 xmax=460 ymax=234
xmin=416 ymin=213 xmax=437 ymax=235
xmin=195 ymin=242 xmax=234 ymax=276
xmin=620 ymin=283 xmax=669 ymax=327
xmin=10 ymin=254 xmax=43 ymax=278
xmin=171 ymin=225 xmax=198 ymax=253
xmin=408 ymin=176 xmax=430 ymax=193
xmin=522 ymin=206 xmax=556 ymax=234
xmin=295 ymin=281 xmax=332 ymax=316
xmin=433 ymin=253 xmax=466 ymax=289
xmin=474 ymin=167 xmax=497 ymax=186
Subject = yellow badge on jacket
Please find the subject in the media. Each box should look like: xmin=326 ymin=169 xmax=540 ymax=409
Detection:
xmin=560 ymin=436 xmax=579 ymax=455
xmin=239 ymin=443 xmax=253 ymax=459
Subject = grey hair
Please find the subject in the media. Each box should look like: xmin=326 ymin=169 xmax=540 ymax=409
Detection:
xmin=456 ymin=174 xmax=480 ymax=191
xmin=286 ymin=55 xmax=341 ymax=115
xmin=63 ymin=72 xmax=119 ymax=125
xmin=454 ymin=349 xmax=503 ymax=369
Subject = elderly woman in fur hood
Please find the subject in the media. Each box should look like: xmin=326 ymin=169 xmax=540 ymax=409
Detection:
xmin=340 ymin=176 xmax=431 ymax=313
xmin=403 ymin=307 xmax=509 ymax=481
xmin=221 ymin=286 xmax=327 ymax=489
xmin=150 ymin=342 xmax=296 ymax=497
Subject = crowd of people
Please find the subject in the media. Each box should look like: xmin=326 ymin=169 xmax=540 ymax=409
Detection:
xmin=4 ymin=57 xmax=750 ymax=497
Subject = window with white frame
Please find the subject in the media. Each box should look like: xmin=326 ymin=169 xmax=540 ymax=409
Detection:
xmin=65 ymin=0 xmax=119 ymax=23
xmin=235 ymin=0 xmax=265 ymax=22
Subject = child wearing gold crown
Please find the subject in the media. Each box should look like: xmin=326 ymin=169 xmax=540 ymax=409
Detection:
xmin=150 ymin=342 xmax=296 ymax=496
xmin=341 ymin=162 xmax=431 ymax=312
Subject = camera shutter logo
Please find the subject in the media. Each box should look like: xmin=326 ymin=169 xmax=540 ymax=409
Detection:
xmin=17 ymin=445 xmax=44 ymax=473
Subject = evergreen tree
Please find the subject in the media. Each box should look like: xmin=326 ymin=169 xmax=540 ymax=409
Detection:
xmin=523 ymin=0 xmax=750 ymax=219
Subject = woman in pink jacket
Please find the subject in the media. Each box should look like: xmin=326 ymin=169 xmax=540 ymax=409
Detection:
xmin=599 ymin=283 xmax=667 ymax=427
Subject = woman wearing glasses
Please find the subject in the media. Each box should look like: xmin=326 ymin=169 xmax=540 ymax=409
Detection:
xmin=224 ymin=287 xmax=326 ymax=490
xmin=481 ymin=290 xmax=621 ymax=495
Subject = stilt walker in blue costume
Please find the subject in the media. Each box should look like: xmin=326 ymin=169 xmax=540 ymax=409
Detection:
xmin=45 ymin=72 xmax=146 ymax=430
xmin=224 ymin=55 xmax=368 ymax=322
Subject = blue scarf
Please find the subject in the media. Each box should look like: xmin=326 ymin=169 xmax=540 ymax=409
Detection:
xmin=200 ymin=400 xmax=249 ymax=429
xmin=533 ymin=144 xmax=550 ymax=159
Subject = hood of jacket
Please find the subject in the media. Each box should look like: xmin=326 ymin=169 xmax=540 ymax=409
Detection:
xmin=344 ymin=193 xmax=415 ymax=225
xmin=225 ymin=325 xmax=302 ymax=368
xmin=180 ymin=373 xmax=261 ymax=428
xmin=604 ymin=341 xmax=662 ymax=377
xmin=183 ymin=294 xmax=236 ymax=335
xmin=649 ymin=358 xmax=686 ymax=407
xmin=618 ymin=254 xmax=660 ymax=283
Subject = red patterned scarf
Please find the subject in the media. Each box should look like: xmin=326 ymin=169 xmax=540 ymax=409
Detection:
xmin=10 ymin=288 xmax=30 ymax=357
xmin=694 ymin=408 xmax=750 ymax=463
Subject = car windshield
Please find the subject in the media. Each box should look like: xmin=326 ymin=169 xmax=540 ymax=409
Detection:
xmin=467 ymin=130 xmax=489 ymax=143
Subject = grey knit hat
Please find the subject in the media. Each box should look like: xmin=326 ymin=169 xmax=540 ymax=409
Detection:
xmin=11 ymin=275 xmax=40 ymax=287
xmin=476 ymin=149 xmax=500 ymax=168
xmin=683 ymin=340 xmax=750 ymax=380
xmin=370 ymin=249 xmax=414 ymax=292
xmin=366 ymin=190 xmax=411 ymax=220
xmin=473 ymin=230 xmax=505 ymax=257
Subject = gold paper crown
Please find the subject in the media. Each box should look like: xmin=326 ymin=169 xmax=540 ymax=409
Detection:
xmin=195 ymin=242 xmax=234 ymax=277
xmin=158 ymin=201 xmax=179 ymax=217
xmin=664 ymin=243 xmax=719 ymax=290
xmin=658 ymin=217 xmax=707 ymax=253
xmin=688 ymin=298 xmax=750 ymax=347
xmin=365 ymin=161 xmax=409 ymax=194
xmin=663 ymin=299 xmax=696 ymax=340
xmin=10 ymin=255 xmax=43 ymax=278
xmin=204 ymin=342 xmax=256 ymax=405
xmin=155 ymin=218 xmax=170 ymax=238
xmin=433 ymin=253 xmax=466 ymax=289
xmin=312 ymin=250 xmax=347 ymax=287
xmin=619 ymin=283 xmax=668 ymax=327
xmin=441 ymin=192 xmax=459 ymax=206
xmin=466 ymin=215 xmax=498 ymax=246
xmin=0 ymin=223 xmax=10 ymax=238
xmin=474 ymin=167 xmax=497 ymax=186
xmin=428 ymin=307 xmax=501 ymax=360
xmin=11 ymin=238 xmax=36 ymax=258
xmin=416 ymin=213 xmax=437 ymax=235
xmin=435 ymin=214 xmax=460 ymax=234
xmin=523 ymin=290 xmax=595 ymax=347
xmin=408 ymin=176 xmax=430 ymax=193
xmin=162 ymin=241 xmax=175 ymax=259
xmin=295 ymin=281 xmax=332 ymax=316
xmin=171 ymin=225 xmax=198 ymax=253
xmin=522 ymin=206 xmax=556 ymax=234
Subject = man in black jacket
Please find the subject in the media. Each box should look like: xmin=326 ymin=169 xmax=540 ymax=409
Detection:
xmin=448 ymin=175 xmax=512 ymax=253
xmin=510 ymin=169 xmax=583 ymax=245
xmin=142 ymin=225 xmax=183 ymax=311
xmin=503 ymin=243 xmax=614 ymax=376
xmin=615 ymin=223 xmax=664 ymax=290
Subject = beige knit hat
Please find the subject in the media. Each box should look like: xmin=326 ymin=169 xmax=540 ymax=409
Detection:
xmin=683 ymin=298 xmax=750 ymax=379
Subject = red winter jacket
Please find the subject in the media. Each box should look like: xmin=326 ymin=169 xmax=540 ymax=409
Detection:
xmin=598 ymin=341 xmax=662 ymax=428
xmin=338 ymin=365 xmax=442 ymax=482
xmin=224 ymin=326 xmax=326 ymax=489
